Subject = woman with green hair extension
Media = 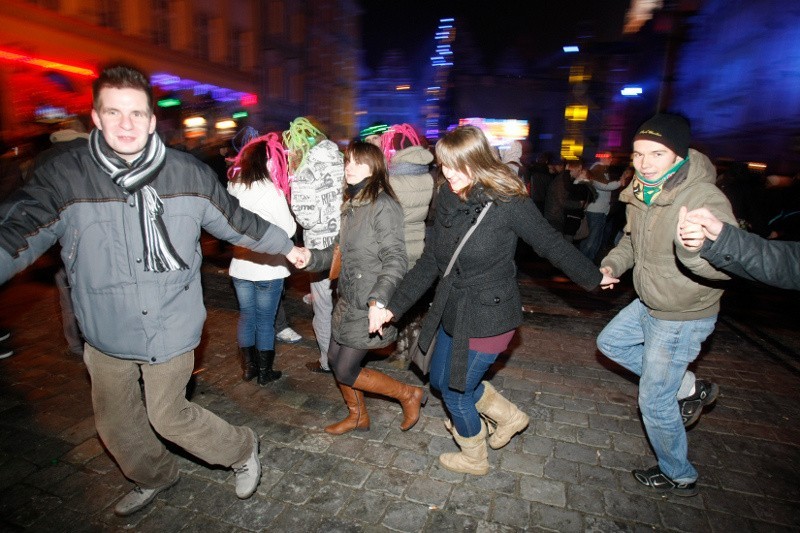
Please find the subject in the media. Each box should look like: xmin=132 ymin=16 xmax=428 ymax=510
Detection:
xmin=284 ymin=117 xmax=345 ymax=375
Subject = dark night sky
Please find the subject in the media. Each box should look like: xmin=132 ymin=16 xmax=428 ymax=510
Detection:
xmin=358 ymin=0 xmax=632 ymax=74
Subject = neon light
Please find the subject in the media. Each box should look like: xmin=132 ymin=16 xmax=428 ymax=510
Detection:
xmin=150 ymin=72 xmax=258 ymax=107
xmin=232 ymin=111 xmax=248 ymax=119
xmin=0 ymin=48 xmax=96 ymax=77
xmin=563 ymin=45 xmax=580 ymax=53
xmin=157 ymin=98 xmax=181 ymax=108
xmin=621 ymin=86 xmax=643 ymax=96
xmin=240 ymin=94 xmax=258 ymax=107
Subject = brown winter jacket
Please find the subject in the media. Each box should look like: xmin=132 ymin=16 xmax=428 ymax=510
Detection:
xmin=601 ymin=149 xmax=735 ymax=320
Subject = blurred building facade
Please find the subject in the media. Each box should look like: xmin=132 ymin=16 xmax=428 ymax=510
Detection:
xmin=356 ymin=50 xmax=420 ymax=139
xmin=0 ymin=0 xmax=359 ymax=145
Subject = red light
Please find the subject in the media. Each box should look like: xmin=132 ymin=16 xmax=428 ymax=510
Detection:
xmin=0 ymin=48 xmax=96 ymax=77
xmin=595 ymin=152 xmax=612 ymax=160
xmin=241 ymin=93 xmax=258 ymax=107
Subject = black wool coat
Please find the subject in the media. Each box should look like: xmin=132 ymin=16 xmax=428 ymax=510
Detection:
xmin=387 ymin=184 xmax=602 ymax=391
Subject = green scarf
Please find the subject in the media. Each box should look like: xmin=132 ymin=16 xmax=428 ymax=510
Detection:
xmin=632 ymin=156 xmax=688 ymax=205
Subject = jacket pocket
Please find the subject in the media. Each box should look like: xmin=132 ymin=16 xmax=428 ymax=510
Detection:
xmin=478 ymin=283 xmax=516 ymax=306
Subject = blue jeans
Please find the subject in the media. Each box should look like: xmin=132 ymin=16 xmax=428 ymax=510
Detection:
xmin=232 ymin=277 xmax=284 ymax=351
xmin=597 ymin=299 xmax=717 ymax=483
xmin=578 ymin=211 xmax=606 ymax=262
xmin=429 ymin=326 xmax=499 ymax=438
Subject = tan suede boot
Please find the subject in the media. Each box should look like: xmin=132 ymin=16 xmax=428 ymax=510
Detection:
xmin=475 ymin=381 xmax=530 ymax=449
xmin=439 ymin=419 xmax=489 ymax=475
xmin=325 ymin=382 xmax=370 ymax=435
xmin=352 ymin=368 xmax=427 ymax=430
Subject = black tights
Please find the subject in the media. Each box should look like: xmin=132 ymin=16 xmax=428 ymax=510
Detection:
xmin=327 ymin=338 xmax=367 ymax=386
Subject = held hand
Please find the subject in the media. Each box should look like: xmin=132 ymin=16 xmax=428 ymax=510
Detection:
xmin=599 ymin=266 xmax=618 ymax=290
xmin=685 ymin=207 xmax=724 ymax=241
xmin=677 ymin=206 xmax=706 ymax=251
xmin=287 ymin=246 xmax=310 ymax=269
xmin=368 ymin=306 xmax=385 ymax=336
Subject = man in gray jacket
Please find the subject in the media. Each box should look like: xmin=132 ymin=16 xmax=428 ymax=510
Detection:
xmin=0 ymin=65 xmax=303 ymax=516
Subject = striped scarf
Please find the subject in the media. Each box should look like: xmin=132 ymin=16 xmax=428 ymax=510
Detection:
xmin=88 ymin=129 xmax=188 ymax=272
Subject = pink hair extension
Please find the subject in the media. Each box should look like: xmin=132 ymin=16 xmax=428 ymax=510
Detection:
xmin=379 ymin=123 xmax=421 ymax=163
xmin=226 ymin=132 xmax=291 ymax=200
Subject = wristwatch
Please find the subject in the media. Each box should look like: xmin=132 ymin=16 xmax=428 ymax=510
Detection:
xmin=368 ymin=299 xmax=385 ymax=309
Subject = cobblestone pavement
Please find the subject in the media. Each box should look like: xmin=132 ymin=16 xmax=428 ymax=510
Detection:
xmin=1 ymin=244 xmax=798 ymax=532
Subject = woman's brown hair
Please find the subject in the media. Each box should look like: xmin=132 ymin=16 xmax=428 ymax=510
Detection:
xmin=231 ymin=140 xmax=269 ymax=188
xmin=343 ymin=141 xmax=396 ymax=202
xmin=435 ymin=126 xmax=526 ymax=201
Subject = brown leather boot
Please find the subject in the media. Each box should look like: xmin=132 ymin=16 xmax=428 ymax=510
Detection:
xmin=325 ymin=382 xmax=370 ymax=435
xmin=352 ymin=368 xmax=427 ymax=431
xmin=240 ymin=346 xmax=258 ymax=382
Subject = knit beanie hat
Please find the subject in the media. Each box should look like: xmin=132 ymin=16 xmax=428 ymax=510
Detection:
xmin=633 ymin=113 xmax=690 ymax=158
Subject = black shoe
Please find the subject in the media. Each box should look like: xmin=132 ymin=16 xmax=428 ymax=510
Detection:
xmin=632 ymin=465 xmax=698 ymax=497
xmin=306 ymin=361 xmax=332 ymax=374
xmin=0 ymin=329 xmax=10 ymax=342
xmin=0 ymin=346 xmax=13 ymax=360
xmin=679 ymin=380 xmax=719 ymax=427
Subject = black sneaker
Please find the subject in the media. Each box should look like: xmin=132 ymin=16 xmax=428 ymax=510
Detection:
xmin=679 ymin=380 xmax=719 ymax=427
xmin=632 ymin=465 xmax=698 ymax=497
xmin=0 ymin=329 xmax=10 ymax=342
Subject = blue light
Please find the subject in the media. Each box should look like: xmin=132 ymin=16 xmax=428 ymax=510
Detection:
xmin=563 ymin=45 xmax=580 ymax=53
xmin=621 ymin=86 xmax=643 ymax=96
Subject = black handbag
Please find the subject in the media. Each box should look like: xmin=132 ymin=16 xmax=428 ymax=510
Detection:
xmin=409 ymin=201 xmax=493 ymax=374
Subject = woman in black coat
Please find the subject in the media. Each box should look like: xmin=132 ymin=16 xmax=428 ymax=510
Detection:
xmin=375 ymin=127 xmax=617 ymax=474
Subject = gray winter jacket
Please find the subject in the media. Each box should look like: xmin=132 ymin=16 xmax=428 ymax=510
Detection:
xmin=701 ymin=223 xmax=800 ymax=290
xmin=307 ymin=191 xmax=407 ymax=349
xmin=0 ymin=144 xmax=293 ymax=363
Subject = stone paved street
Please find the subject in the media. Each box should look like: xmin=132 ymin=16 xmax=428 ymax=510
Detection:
xmin=1 ymin=243 xmax=799 ymax=532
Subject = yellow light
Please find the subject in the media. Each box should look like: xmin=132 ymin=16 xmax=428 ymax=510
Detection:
xmin=396 ymin=84 xmax=410 ymax=91
xmin=747 ymin=162 xmax=767 ymax=171
xmin=561 ymin=139 xmax=583 ymax=159
xmin=568 ymin=65 xmax=591 ymax=83
xmin=565 ymin=105 xmax=588 ymax=122
xmin=215 ymin=120 xmax=236 ymax=130
xmin=183 ymin=116 xmax=207 ymax=128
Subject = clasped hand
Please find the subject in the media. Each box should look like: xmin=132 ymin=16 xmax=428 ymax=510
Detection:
xmin=368 ymin=306 xmax=394 ymax=336
xmin=286 ymin=246 xmax=311 ymax=268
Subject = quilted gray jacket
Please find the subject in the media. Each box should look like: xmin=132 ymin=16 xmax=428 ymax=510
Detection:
xmin=0 ymin=144 xmax=293 ymax=363
xmin=307 ymin=190 xmax=407 ymax=349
